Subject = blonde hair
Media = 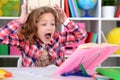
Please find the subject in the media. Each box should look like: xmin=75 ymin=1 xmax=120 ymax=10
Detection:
xmin=18 ymin=6 xmax=59 ymax=44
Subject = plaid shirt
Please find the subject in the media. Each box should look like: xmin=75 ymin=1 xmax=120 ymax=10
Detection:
xmin=0 ymin=19 xmax=87 ymax=67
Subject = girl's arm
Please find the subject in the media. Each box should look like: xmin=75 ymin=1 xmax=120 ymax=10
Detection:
xmin=0 ymin=2 xmax=28 ymax=46
xmin=54 ymin=4 xmax=87 ymax=45
xmin=60 ymin=19 xmax=87 ymax=45
xmin=0 ymin=19 xmax=22 ymax=42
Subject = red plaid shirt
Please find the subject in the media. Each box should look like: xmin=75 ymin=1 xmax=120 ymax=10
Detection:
xmin=0 ymin=19 xmax=87 ymax=67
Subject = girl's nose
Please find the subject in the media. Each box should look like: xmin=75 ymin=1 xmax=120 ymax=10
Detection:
xmin=47 ymin=25 xmax=52 ymax=30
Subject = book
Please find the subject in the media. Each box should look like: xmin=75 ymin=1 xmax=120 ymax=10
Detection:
xmin=52 ymin=43 xmax=119 ymax=76
xmin=64 ymin=0 xmax=70 ymax=17
xmin=68 ymin=0 xmax=76 ymax=17
xmin=91 ymin=33 xmax=98 ymax=43
xmin=0 ymin=44 xmax=9 ymax=55
xmin=115 ymin=5 xmax=120 ymax=18
xmin=73 ymin=0 xmax=81 ymax=17
xmin=10 ymin=46 xmax=21 ymax=55
xmin=71 ymin=0 xmax=78 ymax=17
xmin=96 ymin=68 xmax=120 ymax=80
xmin=85 ymin=32 xmax=94 ymax=43
xmin=28 ymin=0 xmax=61 ymax=13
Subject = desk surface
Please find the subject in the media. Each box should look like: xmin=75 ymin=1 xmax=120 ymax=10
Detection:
xmin=1 ymin=65 xmax=94 ymax=80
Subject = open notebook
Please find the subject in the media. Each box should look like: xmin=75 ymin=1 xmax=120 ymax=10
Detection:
xmin=52 ymin=43 xmax=119 ymax=76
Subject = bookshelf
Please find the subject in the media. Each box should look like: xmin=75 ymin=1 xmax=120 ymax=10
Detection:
xmin=0 ymin=19 xmax=21 ymax=67
xmin=62 ymin=0 xmax=120 ymax=67
xmin=0 ymin=0 xmax=120 ymax=67
xmin=101 ymin=0 xmax=120 ymax=67
xmin=0 ymin=0 xmax=22 ymax=67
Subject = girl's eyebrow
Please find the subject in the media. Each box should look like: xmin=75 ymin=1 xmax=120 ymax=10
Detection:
xmin=40 ymin=20 xmax=47 ymax=22
xmin=40 ymin=19 xmax=55 ymax=22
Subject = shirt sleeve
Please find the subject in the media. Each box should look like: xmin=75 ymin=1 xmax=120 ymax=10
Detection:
xmin=59 ymin=19 xmax=87 ymax=45
xmin=0 ymin=19 xmax=23 ymax=46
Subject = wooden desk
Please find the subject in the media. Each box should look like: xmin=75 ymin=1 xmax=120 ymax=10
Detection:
xmin=1 ymin=65 xmax=94 ymax=80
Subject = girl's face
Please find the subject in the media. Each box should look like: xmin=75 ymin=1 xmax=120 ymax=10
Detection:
xmin=37 ymin=13 xmax=56 ymax=44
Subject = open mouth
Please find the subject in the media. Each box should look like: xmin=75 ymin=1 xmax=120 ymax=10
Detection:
xmin=45 ymin=33 xmax=52 ymax=40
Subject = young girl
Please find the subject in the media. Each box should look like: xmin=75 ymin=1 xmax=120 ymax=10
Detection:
xmin=0 ymin=3 xmax=87 ymax=67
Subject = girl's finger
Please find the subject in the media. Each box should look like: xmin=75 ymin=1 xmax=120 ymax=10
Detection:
xmin=55 ymin=4 xmax=59 ymax=8
xmin=21 ymin=2 xmax=28 ymax=15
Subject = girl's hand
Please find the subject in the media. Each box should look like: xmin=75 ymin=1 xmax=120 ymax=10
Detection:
xmin=54 ymin=4 xmax=68 ymax=24
xmin=19 ymin=2 xmax=29 ymax=24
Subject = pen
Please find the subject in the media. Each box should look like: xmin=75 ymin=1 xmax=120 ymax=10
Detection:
xmin=80 ymin=64 xmax=88 ymax=76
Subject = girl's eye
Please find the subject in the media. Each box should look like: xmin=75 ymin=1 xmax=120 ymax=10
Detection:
xmin=40 ymin=23 xmax=55 ymax=26
xmin=51 ymin=23 xmax=55 ymax=26
xmin=41 ymin=24 xmax=46 ymax=26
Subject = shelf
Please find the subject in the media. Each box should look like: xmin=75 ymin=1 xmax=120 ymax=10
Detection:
xmin=0 ymin=0 xmax=120 ymax=67
xmin=0 ymin=17 xmax=19 ymax=20
xmin=0 ymin=55 xmax=20 ymax=58
xmin=69 ymin=18 xmax=99 ymax=21
xmin=65 ymin=0 xmax=120 ymax=67
xmin=110 ymin=54 xmax=120 ymax=57
xmin=101 ymin=18 xmax=120 ymax=21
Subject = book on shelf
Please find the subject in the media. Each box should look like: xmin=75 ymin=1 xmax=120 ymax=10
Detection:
xmin=10 ymin=46 xmax=21 ymax=55
xmin=64 ymin=0 xmax=70 ymax=17
xmin=115 ymin=5 xmax=120 ymax=18
xmin=28 ymin=0 xmax=61 ymax=13
xmin=0 ymin=44 xmax=9 ymax=55
xmin=65 ymin=0 xmax=81 ymax=17
xmin=72 ymin=0 xmax=81 ymax=17
xmin=71 ymin=0 xmax=78 ymax=17
xmin=85 ymin=32 xmax=98 ymax=43
xmin=91 ymin=33 xmax=98 ymax=43
xmin=85 ymin=32 xmax=94 ymax=43
xmin=67 ymin=0 xmax=82 ymax=17
xmin=68 ymin=0 xmax=76 ymax=17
